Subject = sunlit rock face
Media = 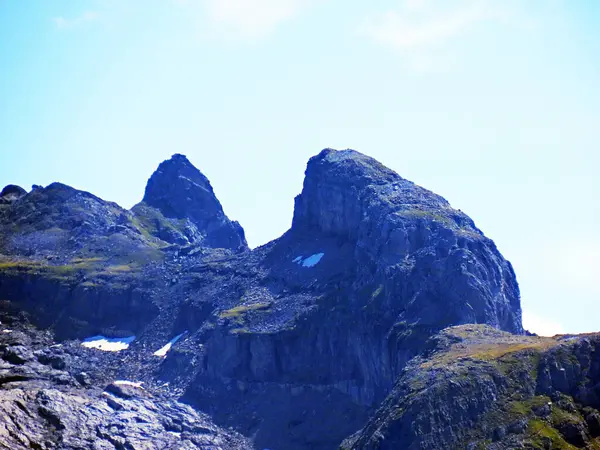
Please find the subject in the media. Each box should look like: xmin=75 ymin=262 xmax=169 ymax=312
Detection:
xmin=293 ymin=148 xmax=522 ymax=334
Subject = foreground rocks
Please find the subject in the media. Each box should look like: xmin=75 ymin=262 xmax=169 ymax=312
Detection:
xmin=342 ymin=325 xmax=600 ymax=449
xmin=0 ymin=322 xmax=251 ymax=450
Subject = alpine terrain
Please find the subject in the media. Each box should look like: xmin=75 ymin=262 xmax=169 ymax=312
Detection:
xmin=0 ymin=149 xmax=598 ymax=450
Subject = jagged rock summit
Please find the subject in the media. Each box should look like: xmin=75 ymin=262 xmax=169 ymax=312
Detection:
xmin=293 ymin=148 xmax=522 ymax=334
xmin=0 ymin=184 xmax=26 ymax=204
xmin=0 ymin=148 xmax=545 ymax=450
xmin=134 ymin=153 xmax=247 ymax=250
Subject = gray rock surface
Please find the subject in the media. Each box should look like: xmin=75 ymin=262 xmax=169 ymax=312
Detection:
xmin=134 ymin=154 xmax=247 ymax=250
xmin=294 ymin=149 xmax=522 ymax=334
xmin=0 ymin=185 xmax=26 ymax=204
xmin=0 ymin=148 xmax=532 ymax=449
xmin=0 ymin=320 xmax=251 ymax=450
xmin=341 ymin=325 xmax=600 ymax=450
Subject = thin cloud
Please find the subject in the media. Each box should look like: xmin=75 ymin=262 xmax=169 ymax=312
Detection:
xmin=362 ymin=0 xmax=517 ymax=71
xmin=52 ymin=11 xmax=100 ymax=29
xmin=178 ymin=0 xmax=316 ymax=39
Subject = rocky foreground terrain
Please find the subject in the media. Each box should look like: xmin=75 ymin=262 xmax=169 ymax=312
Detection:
xmin=0 ymin=149 xmax=597 ymax=449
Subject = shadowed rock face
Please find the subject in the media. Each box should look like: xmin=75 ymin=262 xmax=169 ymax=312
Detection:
xmin=0 ymin=149 xmax=529 ymax=450
xmin=342 ymin=325 xmax=600 ymax=450
xmin=0 ymin=185 xmax=26 ymax=204
xmin=137 ymin=154 xmax=247 ymax=250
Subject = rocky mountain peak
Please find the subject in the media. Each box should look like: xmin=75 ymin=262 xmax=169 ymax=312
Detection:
xmin=139 ymin=154 xmax=247 ymax=250
xmin=142 ymin=153 xmax=221 ymax=218
xmin=0 ymin=184 xmax=27 ymax=204
xmin=0 ymin=148 xmax=537 ymax=450
xmin=293 ymin=148 xmax=453 ymax=238
xmin=293 ymin=148 xmax=522 ymax=336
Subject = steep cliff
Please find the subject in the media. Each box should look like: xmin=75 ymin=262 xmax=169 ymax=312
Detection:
xmin=342 ymin=325 xmax=600 ymax=450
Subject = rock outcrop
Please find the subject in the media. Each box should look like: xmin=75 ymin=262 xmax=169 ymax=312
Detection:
xmin=0 ymin=148 xmax=564 ymax=450
xmin=0 ymin=182 xmax=158 ymax=259
xmin=133 ymin=154 xmax=247 ymax=250
xmin=293 ymin=149 xmax=522 ymax=333
xmin=0 ymin=316 xmax=251 ymax=450
xmin=0 ymin=185 xmax=26 ymax=204
xmin=342 ymin=325 xmax=600 ymax=450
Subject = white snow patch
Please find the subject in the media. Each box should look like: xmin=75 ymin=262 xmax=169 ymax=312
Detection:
xmin=3 ymin=329 xmax=12 ymax=334
xmin=178 ymin=175 xmax=210 ymax=193
xmin=301 ymin=253 xmax=325 ymax=268
xmin=81 ymin=335 xmax=135 ymax=352
xmin=114 ymin=380 xmax=144 ymax=389
xmin=153 ymin=331 xmax=187 ymax=357
xmin=292 ymin=256 xmax=303 ymax=263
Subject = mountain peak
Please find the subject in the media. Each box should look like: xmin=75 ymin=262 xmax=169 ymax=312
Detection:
xmin=0 ymin=184 xmax=26 ymax=204
xmin=292 ymin=148 xmax=522 ymax=335
xmin=143 ymin=154 xmax=215 ymax=209
xmin=311 ymin=148 xmax=402 ymax=186
xmin=292 ymin=148 xmax=449 ymax=237
xmin=139 ymin=154 xmax=247 ymax=250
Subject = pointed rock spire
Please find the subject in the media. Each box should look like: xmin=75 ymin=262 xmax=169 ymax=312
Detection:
xmin=138 ymin=154 xmax=247 ymax=250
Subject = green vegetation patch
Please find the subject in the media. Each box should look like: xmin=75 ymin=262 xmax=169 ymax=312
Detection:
xmin=220 ymin=302 xmax=272 ymax=320
xmin=0 ymin=258 xmax=92 ymax=281
xmin=509 ymin=396 xmax=552 ymax=416
xmin=397 ymin=207 xmax=482 ymax=239
xmin=102 ymin=264 xmax=136 ymax=273
xmin=130 ymin=202 xmax=188 ymax=246
xmin=527 ymin=419 xmax=578 ymax=449
xmin=398 ymin=209 xmax=456 ymax=228
xmin=219 ymin=302 xmax=273 ymax=332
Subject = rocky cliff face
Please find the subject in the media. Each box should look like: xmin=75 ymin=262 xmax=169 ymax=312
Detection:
xmin=342 ymin=325 xmax=600 ymax=450
xmin=0 ymin=148 xmax=563 ymax=450
xmin=293 ymin=149 xmax=522 ymax=334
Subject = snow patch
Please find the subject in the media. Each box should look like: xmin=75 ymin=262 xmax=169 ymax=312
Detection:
xmin=153 ymin=331 xmax=187 ymax=357
xmin=301 ymin=253 xmax=324 ymax=268
xmin=81 ymin=335 xmax=135 ymax=352
xmin=3 ymin=329 xmax=13 ymax=333
xmin=178 ymin=175 xmax=210 ymax=193
xmin=292 ymin=253 xmax=325 ymax=268
xmin=114 ymin=380 xmax=144 ymax=389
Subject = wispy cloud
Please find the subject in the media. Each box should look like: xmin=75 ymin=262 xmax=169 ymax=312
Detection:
xmin=362 ymin=0 xmax=518 ymax=72
xmin=177 ymin=0 xmax=316 ymax=39
xmin=52 ymin=11 xmax=100 ymax=29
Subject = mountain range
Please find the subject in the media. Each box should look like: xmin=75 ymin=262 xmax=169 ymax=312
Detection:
xmin=0 ymin=149 xmax=598 ymax=450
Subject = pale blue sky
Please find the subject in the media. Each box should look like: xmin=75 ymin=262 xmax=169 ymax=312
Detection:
xmin=1 ymin=0 xmax=598 ymax=336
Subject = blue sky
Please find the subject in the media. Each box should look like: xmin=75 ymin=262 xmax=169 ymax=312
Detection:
xmin=1 ymin=0 xmax=598 ymax=336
